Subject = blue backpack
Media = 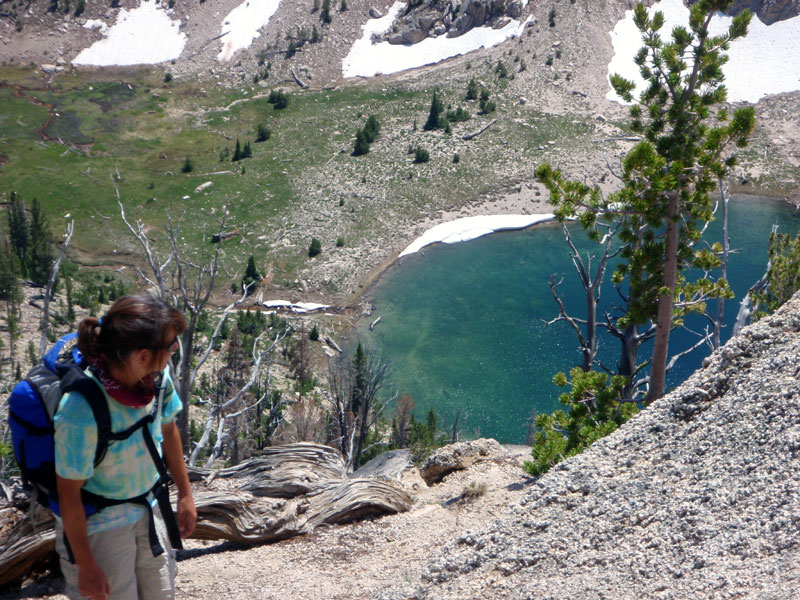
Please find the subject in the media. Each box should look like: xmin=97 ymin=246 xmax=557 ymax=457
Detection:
xmin=7 ymin=333 xmax=183 ymax=555
xmin=8 ymin=333 xmax=112 ymax=517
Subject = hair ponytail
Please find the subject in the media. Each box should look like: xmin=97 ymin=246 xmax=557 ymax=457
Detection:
xmin=76 ymin=293 xmax=186 ymax=368
xmin=77 ymin=315 xmax=103 ymax=361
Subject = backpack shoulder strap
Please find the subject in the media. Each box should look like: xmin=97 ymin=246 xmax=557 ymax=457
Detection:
xmin=61 ymin=369 xmax=112 ymax=468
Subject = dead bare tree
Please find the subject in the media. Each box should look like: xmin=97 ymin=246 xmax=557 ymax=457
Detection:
xmin=189 ymin=328 xmax=288 ymax=467
xmin=392 ymin=394 xmax=415 ymax=448
xmin=325 ymin=344 xmax=394 ymax=471
xmin=546 ymin=212 xmax=724 ymax=401
xmin=38 ymin=220 xmax=74 ymax=358
xmin=543 ymin=221 xmax=622 ymax=372
xmin=116 ymin=186 xmax=254 ymax=451
xmin=733 ymin=226 xmax=774 ymax=337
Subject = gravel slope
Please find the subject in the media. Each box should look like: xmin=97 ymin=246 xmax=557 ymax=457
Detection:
xmin=380 ymin=291 xmax=800 ymax=600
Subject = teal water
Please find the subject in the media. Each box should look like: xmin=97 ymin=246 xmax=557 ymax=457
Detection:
xmin=360 ymin=196 xmax=800 ymax=443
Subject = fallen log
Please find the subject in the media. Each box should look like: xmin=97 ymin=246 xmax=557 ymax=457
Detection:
xmin=211 ymin=229 xmax=241 ymax=243
xmin=462 ymin=119 xmax=497 ymax=141
xmin=324 ymin=335 xmax=343 ymax=353
xmin=291 ymin=67 xmax=309 ymax=89
xmin=0 ymin=443 xmax=411 ymax=587
xmin=370 ymin=316 xmax=382 ymax=330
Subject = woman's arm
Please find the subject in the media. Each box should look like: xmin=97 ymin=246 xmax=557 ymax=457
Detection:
xmin=160 ymin=421 xmax=196 ymax=538
xmin=56 ymin=476 xmax=110 ymax=600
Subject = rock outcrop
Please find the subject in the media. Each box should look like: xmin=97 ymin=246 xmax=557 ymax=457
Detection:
xmin=690 ymin=0 xmax=800 ymax=24
xmin=419 ymin=438 xmax=506 ymax=485
xmin=380 ymin=291 xmax=800 ymax=599
xmin=384 ymin=0 xmax=526 ymax=46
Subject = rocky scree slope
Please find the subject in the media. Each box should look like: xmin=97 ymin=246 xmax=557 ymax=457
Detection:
xmin=381 ymin=291 xmax=800 ymax=600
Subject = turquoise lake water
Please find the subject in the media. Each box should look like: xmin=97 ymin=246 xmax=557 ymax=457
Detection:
xmin=359 ymin=196 xmax=800 ymax=443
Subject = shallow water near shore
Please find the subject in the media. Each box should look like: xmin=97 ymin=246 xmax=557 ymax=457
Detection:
xmin=359 ymin=195 xmax=800 ymax=444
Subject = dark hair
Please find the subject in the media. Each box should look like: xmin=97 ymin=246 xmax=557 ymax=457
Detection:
xmin=77 ymin=293 xmax=187 ymax=368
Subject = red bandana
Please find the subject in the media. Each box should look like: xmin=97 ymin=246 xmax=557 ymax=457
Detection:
xmin=89 ymin=358 xmax=157 ymax=409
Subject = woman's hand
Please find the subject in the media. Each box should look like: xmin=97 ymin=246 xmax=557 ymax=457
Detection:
xmin=161 ymin=421 xmax=197 ymax=539
xmin=57 ymin=476 xmax=109 ymax=600
xmin=177 ymin=492 xmax=197 ymax=538
xmin=78 ymin=560 xmax=111 ymax=600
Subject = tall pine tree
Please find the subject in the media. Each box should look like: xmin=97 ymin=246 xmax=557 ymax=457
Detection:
xmin=537 ymin=0 xmax=755 ymax=402
xmin=423 ymin=90 xmax=445 ymax=131
xmin=7 ymin=192 xmax=29 ymax=276
xmin=0 ymin=235 xmax=23 ymax=364
xmin=28 ymin=198 xmax=55 ymax=286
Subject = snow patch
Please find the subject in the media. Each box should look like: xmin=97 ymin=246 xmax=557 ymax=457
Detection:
xmin=343 ymin=1 xmax=532 ymax=78
xmin=217 ymin=0 xmax=282 ymax=63
xmin=73 ymin=1 xmax=185 ymax=66
xmin=399 ymin=214 xmax=556 ymax=257
xmin=607 ymin=0 xmax=800 ymax=103
xmin=260 ymin=300 xmax=330 ymax=314
xmin=83 ymin=19 xmax=109 ymax=35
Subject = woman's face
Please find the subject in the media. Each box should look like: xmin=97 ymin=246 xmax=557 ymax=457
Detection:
xmin=149 ymin=332 xmax=179 ymax=373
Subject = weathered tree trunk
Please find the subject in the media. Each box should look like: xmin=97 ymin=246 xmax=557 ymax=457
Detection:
xmin=649 ymin=194 xmax=680 ymax=402
xmin=0 ymin=443 xmax=411 ymax=587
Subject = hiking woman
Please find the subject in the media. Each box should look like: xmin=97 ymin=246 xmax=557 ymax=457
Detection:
xmin=54 ymin=293 xmax=196 ymax=600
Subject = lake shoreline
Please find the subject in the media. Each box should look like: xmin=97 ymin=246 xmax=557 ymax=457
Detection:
xmin=350 ymin=188 xmax=797 ymax=314
xmin=356 ymin=193 xmax=800 ymax=443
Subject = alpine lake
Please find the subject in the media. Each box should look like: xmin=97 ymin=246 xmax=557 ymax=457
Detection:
xmin=357 ymin=196 xmax=800 ymax=444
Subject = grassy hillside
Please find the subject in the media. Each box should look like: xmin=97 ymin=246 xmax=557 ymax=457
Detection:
xmin=0 ymin=59 xmax=606 ymax=297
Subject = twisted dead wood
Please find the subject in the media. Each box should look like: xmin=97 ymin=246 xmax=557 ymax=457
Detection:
xmin=0 ymin=443 xmax=411 ymax=586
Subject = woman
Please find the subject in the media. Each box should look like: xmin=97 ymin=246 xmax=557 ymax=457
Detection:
xmin=54 ymin=293 xmax=196 ymax=600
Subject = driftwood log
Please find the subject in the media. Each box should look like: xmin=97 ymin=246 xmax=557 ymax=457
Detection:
xmin=462 ymin=119 xmax=496 ymax=141
xmin=0 ymin=443 xmax=411 ymax=587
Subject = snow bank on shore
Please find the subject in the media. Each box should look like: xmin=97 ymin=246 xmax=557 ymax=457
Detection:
xmin=342 ymin=1 xmax=532 ymax=78
xmin=259 ymin=300 xmax=329 ymax=314
xmin=607 ymin=0 xmax=800 ymax=103
xmin=399 ymin=214 xmax=556 ymax=257
xmin=73 ymin=1 xmax=185 ymax=66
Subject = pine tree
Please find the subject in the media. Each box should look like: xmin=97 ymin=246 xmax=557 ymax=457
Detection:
xmin=7 ymin=192 xmax=29 ymax=273
xmin=466 ymin=77 xmax=479 ymax=101
xmin=241 ymin=255 xmax=262 ymax=294
xmin=232 ymin=139 xmax=242 ymax=161
xmin=353 ymin=128 xmax=370 ymax=156
xmin=255 ymin=123 xmax=271 ymax=142
xmin=321 ymin=0 xmax=331 ymax=24
xmin=363 ymin=115 xmax=381 ymax=143
xmin=0 ymin=237 xmax=22 ymax=363
xmin=423 ymin=90 xmax=445 ymax=131
xmin=750 ymin=231 xmax=800 ymax=319
xmin=28 ymin=198 xmax=54 ymax=286
xmin=536 ymin=0 xmax=755 ymax=402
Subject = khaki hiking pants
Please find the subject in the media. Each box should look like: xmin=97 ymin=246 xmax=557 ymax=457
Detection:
xmin=55 ymin=504 xmax=177 ymax=600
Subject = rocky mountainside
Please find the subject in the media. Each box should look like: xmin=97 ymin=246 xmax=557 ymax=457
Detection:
xmin=713 ymin=0 xmax=800 ymax=24
xmin=378 ymin=290 xmax=800 ymax=600
xmin=379 ymin=0 xmax=527 ymax=46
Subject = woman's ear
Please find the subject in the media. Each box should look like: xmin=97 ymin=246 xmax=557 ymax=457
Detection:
xmin=133 ymin=348 xmax=154 ymax=370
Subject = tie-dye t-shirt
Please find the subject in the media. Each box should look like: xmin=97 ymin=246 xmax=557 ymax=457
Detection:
xmin=54 ymin=368 xmax=182 ymax=535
